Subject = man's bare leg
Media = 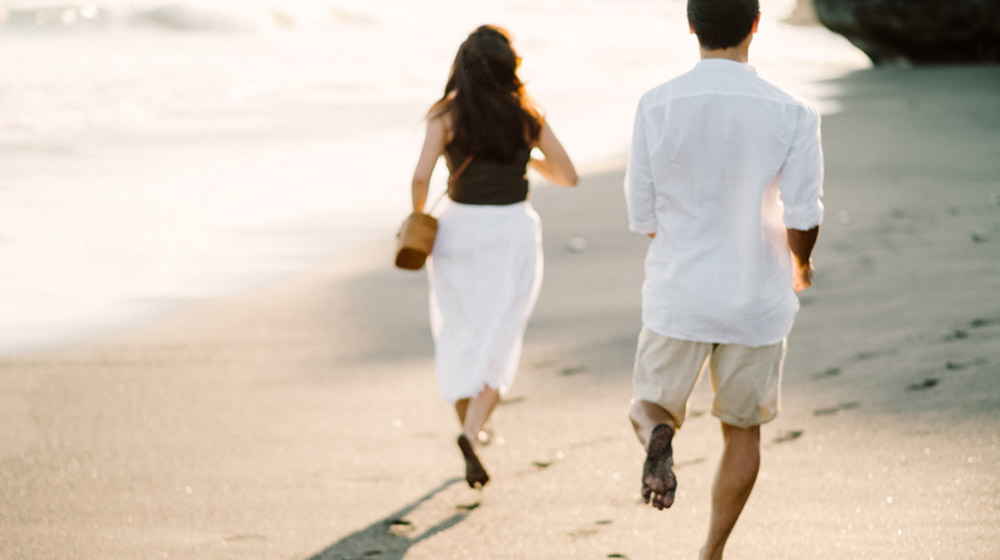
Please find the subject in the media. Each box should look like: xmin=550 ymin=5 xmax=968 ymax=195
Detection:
xmin=629 ymin=400 xmax=678 ymax=509
xmin=700 ymin=423 xmax=761 ymax=560
xmin=457 ymin=387 xmax=500 ymax=488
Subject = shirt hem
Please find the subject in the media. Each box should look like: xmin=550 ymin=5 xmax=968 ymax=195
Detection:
xmin=640 ymin=322 xmax=789 ymax=348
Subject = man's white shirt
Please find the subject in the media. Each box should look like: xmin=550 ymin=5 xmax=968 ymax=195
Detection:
xmin=625 ymin=58 xmax=824 ymax=346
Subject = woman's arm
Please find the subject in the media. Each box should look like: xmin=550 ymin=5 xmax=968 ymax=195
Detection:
xmin=529 ymin=123 xmax=578 ymax=187
xmin=411 ymin=116 xmax=448 ymax=213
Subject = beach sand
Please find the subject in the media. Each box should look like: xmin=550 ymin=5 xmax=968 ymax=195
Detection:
xmin=2 ymin=65 xmax=999 ymax=559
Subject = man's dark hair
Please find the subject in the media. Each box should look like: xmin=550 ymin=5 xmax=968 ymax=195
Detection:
xmin=687 ymin=0 xmax=760 ymax=50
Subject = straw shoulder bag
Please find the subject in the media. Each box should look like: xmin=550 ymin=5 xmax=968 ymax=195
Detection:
xmin=395 ymin=155 xmax=473 ymax=270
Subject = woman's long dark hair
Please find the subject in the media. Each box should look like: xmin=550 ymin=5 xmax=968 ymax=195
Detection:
xmin=429 ymin=25 xmax=543 ymax=163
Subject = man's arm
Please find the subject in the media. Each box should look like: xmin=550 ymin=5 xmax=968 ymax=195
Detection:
xmin=787 ymin=226 xmax=819 ymax=292
xmin=776 ymin=104 xmax=824 ymax=292
xmin=625 ymin=98 xmax=657 ymax=236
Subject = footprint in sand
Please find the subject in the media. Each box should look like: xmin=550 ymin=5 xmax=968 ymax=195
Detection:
xmin=813 ymin=402 xmax=861 ymax=416
xmin=568 ymin=527 xmax=599 ymax=538
xmin=946 ymin=357 xmax=989 ymax=370
xmin=568 ymin=520 xmax=614 ymax=540
xmin=813 ymin=367 xmax=841 ymax=379
xmin=969 ymin=317 xmax=1000 ymax=329
xmin=908 ymin=378 xmax=939 ymax=391
xmin=386 ymin=518 xmax=414 ymax=537
xmin=774 ymin=430 xmax=804 ymax=443
xmin=944 ymin=315 xmax=1000 ymax=340
xmin=223 ymin=534 xmax=266 ymax=543
xmin=497 ymin=396 xmax=526 ymax=406
xmin=945 ymin=329 xmax=970 ymax=341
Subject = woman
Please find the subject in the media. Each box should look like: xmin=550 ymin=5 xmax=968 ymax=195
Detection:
xmin=410 ymin=25 xmax=578 ymax=489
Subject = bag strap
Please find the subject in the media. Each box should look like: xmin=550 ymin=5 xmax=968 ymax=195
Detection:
xmin=427 ymin=155 xmax=473 ymax=214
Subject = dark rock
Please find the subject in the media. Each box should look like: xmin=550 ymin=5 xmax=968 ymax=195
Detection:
xmin=813 ymin=0 xmax=1000 ymax=65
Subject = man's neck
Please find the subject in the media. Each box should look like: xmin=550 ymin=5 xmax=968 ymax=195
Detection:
xmin=699 ymin=49 xmax=748 ymax=63
xmin=698 ymin=35 xmax=753 ymax=64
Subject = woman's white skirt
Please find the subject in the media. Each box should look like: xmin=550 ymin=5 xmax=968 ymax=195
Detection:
xmin=427 ymin=199 xmax=543 ymax=403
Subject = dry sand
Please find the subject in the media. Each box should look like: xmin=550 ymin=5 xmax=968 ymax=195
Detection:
xmin=2 ymin=65 xmax=999 ymax=560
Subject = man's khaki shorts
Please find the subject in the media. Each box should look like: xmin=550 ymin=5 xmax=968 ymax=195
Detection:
xmin=633 ymin=326 xmax=786 ymax=429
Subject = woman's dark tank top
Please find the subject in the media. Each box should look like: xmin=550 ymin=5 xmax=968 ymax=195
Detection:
xmin=446 ymin=143 xmax=531 ymax=205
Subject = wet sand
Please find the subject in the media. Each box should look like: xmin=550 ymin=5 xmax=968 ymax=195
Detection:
xmin=2 ymin=65 xmax=999 ymax=559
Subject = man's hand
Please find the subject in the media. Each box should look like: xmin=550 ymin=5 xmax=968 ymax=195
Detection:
xmin=787 ymin=226 xmax=819 ymax=292
xmin=791 ymin=255 xmax=813 ymax=292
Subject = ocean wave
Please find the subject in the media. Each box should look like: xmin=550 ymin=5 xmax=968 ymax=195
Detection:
xmin=0 ymin=0 xmax=373 ymax=33
xmin=0 ymin=3 xmax=114 ymax=29
xmin=135 ymin=4 xmax=282 ymax=32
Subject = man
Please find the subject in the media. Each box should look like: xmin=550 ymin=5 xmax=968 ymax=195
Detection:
xmin=623 ymin=1 xmax=822 ymax=558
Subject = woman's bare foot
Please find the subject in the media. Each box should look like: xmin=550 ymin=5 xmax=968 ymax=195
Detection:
xmin=477 ymin=425 xmax=494 ymax=446
xmin=642 ymin=423 xmax=677 ymax=510
xmin=457 ymin=434 xmax=490 ymax=488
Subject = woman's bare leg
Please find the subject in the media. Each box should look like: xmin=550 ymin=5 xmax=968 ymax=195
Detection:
xmin=456 ymin=387 xmax=500 ymax=488
xmin=454 ymin=398 xmax=470 ymax=424
xmin=462 ymin=387 xmax=500 ymax=443
xmin=455 ymin=397 xmax=494 ymax=444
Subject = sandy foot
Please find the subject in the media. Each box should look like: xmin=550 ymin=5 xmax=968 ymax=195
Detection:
xmin=457 ymin=434 xmax=490 ymax=489
xmin=642 ymin=423 xmax=677 ymax=510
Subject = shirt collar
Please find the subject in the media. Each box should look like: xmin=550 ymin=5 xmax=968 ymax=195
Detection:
xmin=695 ymin=58 xmax=758 ymax=75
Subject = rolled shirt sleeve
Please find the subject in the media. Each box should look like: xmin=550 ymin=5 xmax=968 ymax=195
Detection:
xmin=776 ymin=104 xmax=824 ymax=230
xmin=625 ymin=98 xmax=658 ymax=235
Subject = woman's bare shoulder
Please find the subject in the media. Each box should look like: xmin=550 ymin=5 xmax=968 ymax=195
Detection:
xmin=428 ymin=111 xmax=454 ymax=144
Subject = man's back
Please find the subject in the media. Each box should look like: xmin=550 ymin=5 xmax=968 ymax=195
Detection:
xmin=625 ymin=5 xmax=825 ymax=557
xmin=625 ymin=59 xmax=823 ymax=346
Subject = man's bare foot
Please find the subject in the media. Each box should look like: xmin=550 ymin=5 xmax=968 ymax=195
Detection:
xmin=457 ymin=434 xmax=490 ymax=488
xmin=642 ymin=423 xmax=676 ymax=510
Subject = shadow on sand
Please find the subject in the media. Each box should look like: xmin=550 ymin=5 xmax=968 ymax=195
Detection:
xmin=306 ymin=477 xmax=472 ymax=560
